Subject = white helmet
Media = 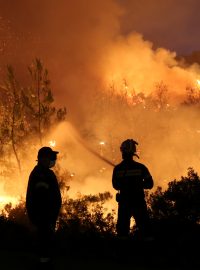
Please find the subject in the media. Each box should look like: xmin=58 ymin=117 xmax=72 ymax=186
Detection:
xmin=120 ymin=139 xmax=138 ymax=156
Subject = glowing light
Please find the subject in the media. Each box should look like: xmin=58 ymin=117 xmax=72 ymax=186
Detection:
xmin=49 ymin=140 xmax=56 ymax=147
xmin=0 ymin=196 xmax=19 ymax=208
xmin=99 ymin=141 xmax=105 ymax=145
xmin=99 ymin=141 xmax=105 ymax=156
xmin=197 ymin=79 xmax=200 ymax=87
xmin=99 ymin=167 xmax=106 ymax=173
xmin=70 ymin=173 xmax=75 ymax=177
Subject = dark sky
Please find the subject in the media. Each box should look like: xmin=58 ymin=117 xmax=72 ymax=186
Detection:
xmin=118 ymin=0 xmax=200 ymax=54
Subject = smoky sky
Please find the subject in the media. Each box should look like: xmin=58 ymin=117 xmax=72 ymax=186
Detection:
xmin=0 ymin=0 xmax=122 ymax=120
xmin=1 ymin=0 xmax=200 ymax=196
xmin=0 ymin=0 xmax=200 ymax=121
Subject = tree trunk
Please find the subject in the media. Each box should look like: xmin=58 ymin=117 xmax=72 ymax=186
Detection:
xmin=37 ymin=71 xmax=42 ymax=145
xmin=11 ymin=107 xmax=21 ymax=175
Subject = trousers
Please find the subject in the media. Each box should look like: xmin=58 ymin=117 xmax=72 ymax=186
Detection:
xmin=116 ymin=200 xmax=151 ymax=237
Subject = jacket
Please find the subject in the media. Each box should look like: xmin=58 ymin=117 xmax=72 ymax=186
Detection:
xmin=26 ymin=164 xmax=62 ymax=226
xmin=112 ymin=159 xmax=153 ymax=203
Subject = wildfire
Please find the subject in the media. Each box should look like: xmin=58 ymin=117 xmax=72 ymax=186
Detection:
xmin=0 ymin=195 xmax=19 ymax=209
xmin=99 ymin=167 xmax=106 ymax=173
xmin=99 ymin=141 xmax=105 ymax=145
xmin=197 ymin=79 xmax=200 ymax=87
xmin=49 ymin=140 xmax=56 ymax=147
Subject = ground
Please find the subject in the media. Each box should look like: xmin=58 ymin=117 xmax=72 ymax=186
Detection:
xmin=1 ymin=237 xmax=199 ymax=270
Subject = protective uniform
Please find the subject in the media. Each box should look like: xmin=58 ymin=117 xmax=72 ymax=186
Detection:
xmin=112 ymin=139 xmax=153 ymax=237
xmin=26 ymin=147 xmax=62 ymax=262
xmin=26 ymin=164 xmax=62 ymax=227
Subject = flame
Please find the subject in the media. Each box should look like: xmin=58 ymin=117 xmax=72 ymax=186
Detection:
xmin=197 ymin=79 xmax=200 ymax=87
xmin=0 ymin=195 xmax=19 ymax=208
xmin=99 ymin=141 xmax=105 ymax=145
xmin=49 ymin=140 xmax=56 ymax=147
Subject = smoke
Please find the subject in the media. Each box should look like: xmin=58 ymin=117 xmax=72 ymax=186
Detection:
xmin=1 ymin=0 xmax=200 ymax=203
xmin=1 ymin=1 xmax=200 ymax=109
xmin=0 ymin=0 xmax=123 ymax=122
xmin=101 ymin=32 xmax=200 ymax=100
xmin=45 ymin=122 xmax=115 ymax=191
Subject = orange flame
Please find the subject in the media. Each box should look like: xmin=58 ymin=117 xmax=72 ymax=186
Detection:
xmin=49 ymin=140 xmax=56 ymax=147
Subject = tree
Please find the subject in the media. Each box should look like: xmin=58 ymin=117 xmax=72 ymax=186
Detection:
xmin=3 ymin=66 xmax=25 ymax=175
xmin=27 ymin=58 xmax=67 ymax=145
xmin=0 ymin=59 xmax=67 ymax=191
xmin=151 ymin=81 xmax=169 ymax=110
xmin=183 ymin=85 xmax=200 ymax=106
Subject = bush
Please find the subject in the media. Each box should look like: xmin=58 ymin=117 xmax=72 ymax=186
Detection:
xmin=0 ymin=191 xmax=115 ymax=244
xmin=148 ymin=168 xmax=200 ymax=224
xmin=58 ymin=192 xmax=115 ymax=237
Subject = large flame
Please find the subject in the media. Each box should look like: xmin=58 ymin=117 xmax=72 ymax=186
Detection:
xmin=100 ymin=33 xmax=200 ymax=102
xmin=196 ymin=79 xmax=200 ymax=87
xmin=1 ymin=1 xmax=200 ymax=211
xmin=0 ymin=196 xmax=19 ymax=207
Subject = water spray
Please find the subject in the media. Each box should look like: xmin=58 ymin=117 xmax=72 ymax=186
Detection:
xmin=66 ymin=122 xmax=116 ymax=167
xmin=76 ymin=137 xmax=116 ymax=167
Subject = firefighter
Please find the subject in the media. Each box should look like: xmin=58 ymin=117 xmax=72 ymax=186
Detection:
xmin=26 ymin=146 xmax=62 ymax=265
xmin=112 ymin=139 xmax=153 ymax=239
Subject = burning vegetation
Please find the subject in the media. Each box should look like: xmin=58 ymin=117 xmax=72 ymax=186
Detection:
xmin=0 ymin=54 xmax=200 ymax=206
xmin=1 ymin=1 xmax=200 ymax=250
xmin=0 ymin=59 xmax=66 ymax=201
xmin=0 ymin=56 xmax=200 ymax=232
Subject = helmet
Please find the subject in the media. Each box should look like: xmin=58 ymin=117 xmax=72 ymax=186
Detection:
xmin=120 ymin=139 xmax=138 ymax=156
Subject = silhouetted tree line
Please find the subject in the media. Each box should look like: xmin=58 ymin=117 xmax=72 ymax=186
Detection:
xmin=148 ymin=168 xmax=200 ymax=223
xmin=0 ymin=167 xmax=200 ymax=244
xmin=146 ymin=168 xmax=200 ymax=242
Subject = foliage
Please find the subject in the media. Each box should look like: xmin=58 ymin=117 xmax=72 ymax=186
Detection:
xmin=0 ymin=66 xmax=25 ymax=174
xmin=2 ymin=200 xmax=30 ymax=227
xmin=0 ymin=58 xmax=67 ymax=176
xmin=27 ymin=58 xmax=67 ymax=144
xmin=0 ymin=191 xmax=115 ymax=240
xmin=183 ymin=86 xmax=200 ymax=106
xmin=58 ymin=192 xmax=115 ymax=237
xmin=148 ymin=168 xmax=200 ymax=224
xmin=150 ymin=81 xmax=169 ymax=110
xmin=2 ymin=168 xmax=200 ymax=241
xmin=53 ymin=161 xmax=71 ymax=198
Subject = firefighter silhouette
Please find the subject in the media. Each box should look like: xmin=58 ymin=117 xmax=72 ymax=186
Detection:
xmin=26 ymin=146 xmax=62 ymax=265
xmin=112 ymin=139 xmax=153 ymax=239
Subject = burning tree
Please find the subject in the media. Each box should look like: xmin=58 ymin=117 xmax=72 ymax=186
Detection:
xmin=150 ymin=81 xmax=169 ymax=111
xmin=27 ymin=58 xmax=67 ymax=145
xmin=0 ymin=59 xmax=67 ymax=193
xmin=1 ymin=66 xmax=25 ymax=175
xmin=183 ymin=85 xmax=200 ymax=106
